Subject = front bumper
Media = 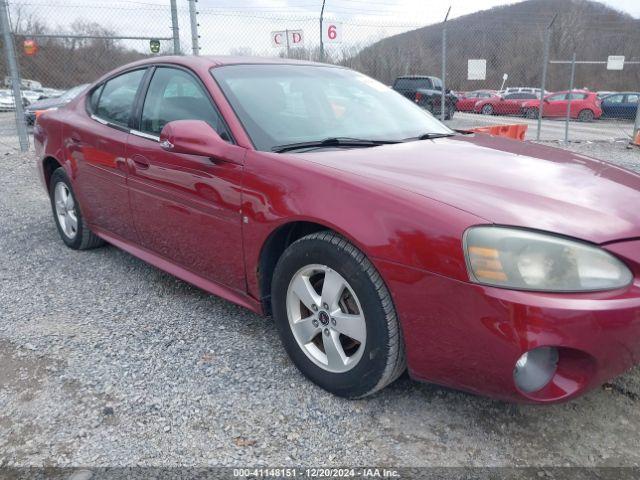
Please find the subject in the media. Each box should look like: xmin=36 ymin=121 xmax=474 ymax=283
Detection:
xmin=374 ymin=239 xmax=640 ymax=403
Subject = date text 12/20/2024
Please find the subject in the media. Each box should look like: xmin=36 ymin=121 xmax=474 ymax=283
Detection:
xmin=233 ymin=468 xmax=401 ymax=478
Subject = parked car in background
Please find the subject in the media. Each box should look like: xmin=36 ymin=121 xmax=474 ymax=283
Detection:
xmin=0 ymin=89 xmax=29 ymax=111
xmin=33 ymin=56 xmax=640 ymax=404
xmin=502 ymin=87 xmax=547 ymax=96
xmin=21 ymin=90 xmax=43 ymax=105
xmin=474 ymin=92 xmax=538 ymax=116
xmin=600 ymin=92 xmax=639 ymax=120
xmin=25 ymin=84 xmax=89 ymax=125
xmin=392 ymin=75 xmax=457 ymax=120
xmin=456 ymin=90 xmax=495 ymax=112
xmin=522 ymin=90 xmax=602 ymax=121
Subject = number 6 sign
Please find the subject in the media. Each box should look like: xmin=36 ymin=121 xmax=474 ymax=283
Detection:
xmin=323 ymin=22 xmax=342 ymax=43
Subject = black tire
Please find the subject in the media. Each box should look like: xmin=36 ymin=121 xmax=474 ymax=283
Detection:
xmin=445 ymin=107 xmax=454 ymax=120
xmin=49 ymin=167 xmax=104 ymax=250
xmin=578 ymin=109 xmax=594 ymax=122
xmin=481 ymin=104 xmax=494 ymax=115
xmin=525 ymin=107 xmax=539 ymax=119
xmin=271 ymin=231 xmax=406 ymax=398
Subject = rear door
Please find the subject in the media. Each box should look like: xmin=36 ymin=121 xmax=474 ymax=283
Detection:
xmin=67 ymin=68 xmax=147 ymax=240
xmin=126 ymin=66 xmax=246 ymax=290
xmin=496 ymin=93 xmax=523 ymax=114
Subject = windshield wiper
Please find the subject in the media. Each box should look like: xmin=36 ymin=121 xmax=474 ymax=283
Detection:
xmin=411 ymin=132 xmax=456 ymax=141
xmin=272 ymin=137 xmax=401 ymax=153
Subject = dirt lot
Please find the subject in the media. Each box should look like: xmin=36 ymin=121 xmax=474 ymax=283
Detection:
xmin=1 ymin=135 xmax=640 ymax=468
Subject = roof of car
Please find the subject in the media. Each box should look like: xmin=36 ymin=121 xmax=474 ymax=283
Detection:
xmin=395 ymin=75 xmax=437 ymax=79
xmin=125 ymin=55 xmax=327 ymax=69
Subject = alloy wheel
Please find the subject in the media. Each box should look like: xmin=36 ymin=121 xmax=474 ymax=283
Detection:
xmin=54 ymin=182 xmax=78 ymax=239
xmin=286 ymin=264 xmax=366 ymax=373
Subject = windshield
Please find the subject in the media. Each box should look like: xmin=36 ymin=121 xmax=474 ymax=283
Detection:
xmin=211 ymin=64 xmax=452 ymax=152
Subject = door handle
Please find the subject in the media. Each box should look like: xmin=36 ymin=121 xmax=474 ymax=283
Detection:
xmin=132 ymin=155 xmax=150 ymax=170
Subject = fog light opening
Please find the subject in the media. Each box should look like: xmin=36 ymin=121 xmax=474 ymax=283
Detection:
xmin=513 ymin=347 xmax=559 ymax=393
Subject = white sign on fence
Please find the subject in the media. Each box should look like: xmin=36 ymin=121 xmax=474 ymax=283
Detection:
xmin=467 ymin=59 xmax=487 ymax=80
xmin=322 ymin=22 xmax=343 ymax=43
xmin=607 ymin=55 xmax=625 ymax=70
xmin=271 ymin=30 xmax=304 ymax=48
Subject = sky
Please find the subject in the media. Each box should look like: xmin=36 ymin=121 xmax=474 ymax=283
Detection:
xmin=10 ymin=0 xmax=640 ymax=55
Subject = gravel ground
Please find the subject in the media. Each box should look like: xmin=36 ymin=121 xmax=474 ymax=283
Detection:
xmin=1 ymin=139 xmax=640 ymax=468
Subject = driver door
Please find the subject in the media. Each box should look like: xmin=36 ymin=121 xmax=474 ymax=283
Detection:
xmin=126 ymin=66 xmax=246 ymax=290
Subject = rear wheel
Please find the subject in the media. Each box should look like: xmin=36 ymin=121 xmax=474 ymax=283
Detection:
xmin=271 ymin=231 xmax=406 ymax=398
xmin=49 ymin=167 xmax=104 ymax=250
xmin=481 ymin=104 xmax=494 ymax=115
xmin=578 ymin=109 xmax=594 ymax=122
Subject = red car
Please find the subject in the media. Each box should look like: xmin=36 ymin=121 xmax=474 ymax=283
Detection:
xmin=34 ymin=56 xmax=640 ymax=403
xmin=474 ymin=92 xmax=539 ymax=115
xmin=456 ymin=90 xmax=496 ymax=112
xmin=522 ymin=90 xmax=603 ymax=121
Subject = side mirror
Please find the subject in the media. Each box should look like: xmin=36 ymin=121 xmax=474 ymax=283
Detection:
xmin=543 ymin=98 xmax=550 ymax=103
xmin=159 ymin=120 xmax=242 ymax=164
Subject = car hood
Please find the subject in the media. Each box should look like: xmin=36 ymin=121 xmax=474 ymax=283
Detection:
xmin=26 ymin=97 xmax=66 ymax=111
xmin=300 ymin=134 xmax=640 ymax=244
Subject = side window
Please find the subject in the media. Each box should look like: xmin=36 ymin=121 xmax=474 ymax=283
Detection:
xmin=606 ymin=94 xmax=624 ymax=104
xmin=547 ymin=93 xmax=566 ymax=102
xmin=627 ymin=94 xmax=639 ymax=104
xmin=431 ymin=78 xmax=442 ymax=91
xmin=141 ymin=67 xmax=228 ymax=138
xmin=504 ymin=93 xmax=519 ymax=100
xmin=96 ymin=69 xmax=145 ymax=127
xmin=568 ymin=93 xmax=587 ymax=100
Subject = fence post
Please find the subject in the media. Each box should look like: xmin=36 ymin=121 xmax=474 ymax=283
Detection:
xmin=319 ymin=0 xmax=326 ymax=62
xmin=170 ymin=0 xmax=180 ymax=54
xmin=0 ymin=0 xmax=29 ymax=152
xmin=536 ymin=14 xmax=556 ymax=141
xmin=440 ymin=6 xmax=450 ymax=122
xmin=633 ymin=95 xmax=640 ymax=145
xmin=188 ymin=0 xmax=199 ymax=55
xmin=564 ymin=52 xmax=576 ymax=144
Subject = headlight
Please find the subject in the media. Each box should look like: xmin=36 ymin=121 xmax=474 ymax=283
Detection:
xmin=463 ymin=226 xmax=632 ymax=292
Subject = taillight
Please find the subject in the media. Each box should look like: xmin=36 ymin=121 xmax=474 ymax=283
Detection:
xmin=415 ymin=92 xmax=423 ymax=103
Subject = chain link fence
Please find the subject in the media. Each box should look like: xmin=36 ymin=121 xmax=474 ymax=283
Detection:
xmin=1 ymin=0 xmax=639 ymax=152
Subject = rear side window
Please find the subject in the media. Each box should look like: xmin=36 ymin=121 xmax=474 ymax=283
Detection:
xmin=568 ymin=93 xmax=587 ymax=100
xmin=547 ymin=93 xmax=567 ymax=102
xmin=140 ymin=67 xmax=228 ymax=138
xmin=95 ymin=69 xmax=146 ymax=127
xmin=626 ymin=94 xmax=639 ymax=103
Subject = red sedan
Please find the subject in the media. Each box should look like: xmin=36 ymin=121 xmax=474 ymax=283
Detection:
xmin=522 ymin=90 xmax=603 ymax=121
xmin=34 ymin=56 xmax=640 ymax=403
xmin=455 ymin=90 xmax=496 ymax=112
xmin=474 ymin=92 xmax=539 ymax=115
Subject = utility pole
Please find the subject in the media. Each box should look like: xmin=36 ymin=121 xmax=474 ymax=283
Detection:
xmin=285 ymin=29 xmax=290 ymax=57
xmin=0 ymin=0 xmax=29 ymax=151
xmin=319 ymin=0 xmax=326 ymax=62
xmin=440 ymin=6 xmax=451 ymax=122
xmin=188 ymin=0 xmax=199 ymax=55
xmin=564 ymin=52 xmax=576 ymax=144
xmin=170 ymin=0 xmax=180 ymax=54
xmin=633 ymin=93 xmax=640 ymax=146
xmin=537 ymin=14 xmax=556 ymax=141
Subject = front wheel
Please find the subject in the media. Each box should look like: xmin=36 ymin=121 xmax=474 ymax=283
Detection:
xmin=525 ymin=107 xmax=539 ymax=119
xmin=271 ymin=231 xmax=406 ymax=398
